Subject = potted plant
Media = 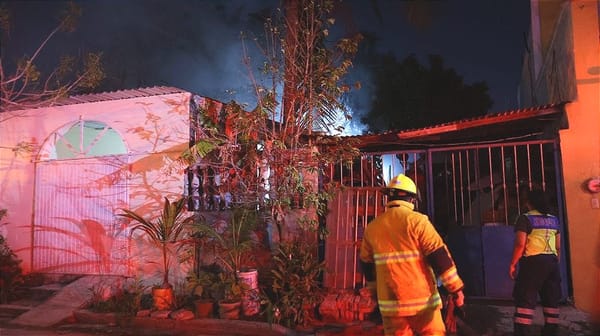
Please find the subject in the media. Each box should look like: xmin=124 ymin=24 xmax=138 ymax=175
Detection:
xmin=186 ymin=263 xmax=221 ymax=318
xmin=193 ymin=206 xmax=258 ymax=319
xmin=215 ymin=271 xmax=244 ymax=319
xmin=119 ymin=197 xmax=194 ymax=310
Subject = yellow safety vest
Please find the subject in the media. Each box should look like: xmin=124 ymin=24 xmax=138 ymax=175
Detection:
xmin=522 ymin=210 xmax=560 ymax=257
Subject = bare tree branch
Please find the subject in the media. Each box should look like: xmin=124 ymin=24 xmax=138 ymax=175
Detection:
xmin=0 ymin=3 xmax=104 ymax=113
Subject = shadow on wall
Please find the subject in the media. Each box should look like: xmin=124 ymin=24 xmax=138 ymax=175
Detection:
xmin=29 ymin=97 xmax=191 ymax=277
xmin=32 ymin=217 xmax=127 ymax=274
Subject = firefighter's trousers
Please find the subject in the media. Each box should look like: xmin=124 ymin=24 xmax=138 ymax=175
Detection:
xmin=382 ymin=307 xmax=445 ymax=336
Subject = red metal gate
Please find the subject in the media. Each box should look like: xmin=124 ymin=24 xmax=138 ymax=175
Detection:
xmin=323 ymin=187 xmax=385 ymax=289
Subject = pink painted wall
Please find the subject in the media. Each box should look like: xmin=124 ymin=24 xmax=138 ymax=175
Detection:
xmin=0 ymin=88 xmax=197 ymax=286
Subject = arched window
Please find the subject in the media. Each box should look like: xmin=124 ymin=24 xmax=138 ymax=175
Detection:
xmin=39 ymin=120 xmax=127 ymax=160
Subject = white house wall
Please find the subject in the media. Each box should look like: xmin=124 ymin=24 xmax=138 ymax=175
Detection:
xmin=0 ymin=91 xmax=193 ymax=278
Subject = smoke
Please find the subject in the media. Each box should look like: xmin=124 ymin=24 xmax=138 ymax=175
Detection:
xmin=5 ymin=0 xmax=278 ymax=109
xmin=5 ymin=0 xmax=530 ymax=136
xmin=87 ymin=0 xmax=277 ymax=108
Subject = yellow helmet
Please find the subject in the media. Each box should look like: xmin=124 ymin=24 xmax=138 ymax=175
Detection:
xmin=386 ymin=174 xmax=417 ymax=195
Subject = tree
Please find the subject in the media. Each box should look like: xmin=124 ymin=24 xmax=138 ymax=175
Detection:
xmin=179 ymin=2 xmax=362 ymax=326
xmin=360 ymin=53 xmax=492 ymax=133
xmin=0 ymin=2 xmax=104 ymax=115
xmin=180 ymin=0 xmax=362 ymax=240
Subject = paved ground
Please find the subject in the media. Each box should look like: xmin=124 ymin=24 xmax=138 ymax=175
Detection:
xmin=2 ymin=302 xmax=597 ymax=336
xmin=1 ymin=276 xmax=597 ymax=336
xmin=0 ymin=322 xmax=285 ymax=336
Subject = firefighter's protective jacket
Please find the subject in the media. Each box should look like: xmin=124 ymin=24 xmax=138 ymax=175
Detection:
xmin=359 ymin=200 xmax=464 ymax=317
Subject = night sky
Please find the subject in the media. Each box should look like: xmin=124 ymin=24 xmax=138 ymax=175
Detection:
xmin=3 ymin=0 xmax=531 ymax=134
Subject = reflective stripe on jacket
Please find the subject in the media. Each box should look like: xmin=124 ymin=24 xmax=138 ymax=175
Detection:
xmin=359 ymin=200 xmax=464 ymax=317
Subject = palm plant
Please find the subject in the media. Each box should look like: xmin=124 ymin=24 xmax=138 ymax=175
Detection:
xmin=193 ymin=206 xmax=257 ymax=276
xmin=192 ymin=207 xmax=258 ymax=306
xmin=119 ymin=197 xmax=194 ymax=289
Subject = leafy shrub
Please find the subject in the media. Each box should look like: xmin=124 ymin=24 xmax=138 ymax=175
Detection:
xmin=86 ymin=278 xmax=149 ymax=315
xmin=0 ymin=209 xmax=24 ymax=304
xmin=266 ymin=239 xmax=326 ymax=328
xmin=186 ymin=263 xmax=223 ymax=301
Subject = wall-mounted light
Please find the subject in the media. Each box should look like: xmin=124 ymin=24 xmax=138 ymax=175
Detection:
xmin=586 ymin=177 xmax=600 ymax=193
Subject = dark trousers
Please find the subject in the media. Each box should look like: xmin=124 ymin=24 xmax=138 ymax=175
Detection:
xmin=513 ymin=254 xmax=561 ymax=336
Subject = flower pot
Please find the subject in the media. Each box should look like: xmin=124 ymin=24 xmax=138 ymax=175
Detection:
xmin=152 ymin=287 xmax=174 ymax=310
xmin=218 ymin=300 xmax=241 ymax=320
xmin=195 ymin=299 xmax=214 ymax=318
xmin=237 ymin=269 xmax=260 ymax=316
xmin=237 ymin=269 xmax=258 ymax=290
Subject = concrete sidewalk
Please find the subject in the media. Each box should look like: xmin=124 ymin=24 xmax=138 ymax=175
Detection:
xmin=9 ymin=275 xmax=123 ymax=328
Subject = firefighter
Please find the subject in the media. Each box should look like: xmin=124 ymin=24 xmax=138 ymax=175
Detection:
xmin=509 ymin=188 xmax=562 ymax=336
xmin=359 ymin=173 xmax=465 ymax=336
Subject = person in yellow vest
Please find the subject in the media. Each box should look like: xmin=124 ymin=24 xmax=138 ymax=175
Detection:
xmin=359 ymin=174 xmax=464 ymax=336
xmin=509 ymin=188 xmax=561 ymax=336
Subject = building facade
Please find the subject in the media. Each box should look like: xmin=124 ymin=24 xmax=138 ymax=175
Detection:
xmin=519 ymin=0 xmax=600 ymax=314
xmin=0 ymin=87 xmax=220 ymax=285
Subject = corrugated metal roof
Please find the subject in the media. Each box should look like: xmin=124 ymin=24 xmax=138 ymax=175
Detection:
xmin=4 ymin=86 xmax=190 ymax=111
xmin=54 ymin=86 xmax=189 ymax=105
xmin=347 ymin=103 xmax=566 ymax=139
xmin=340 ymin=102 xmax=568 ymax=150
xmin=395 ymin=103 xmax=566 ymax=139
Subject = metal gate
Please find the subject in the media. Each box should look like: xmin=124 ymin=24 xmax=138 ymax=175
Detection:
xmin=33 ymin=156 xmax=130 ymax=275
xmin=323 ymin=151 xmax=426 ymax=289
xmin=323 ymin=187 xmax=385 ymax=289
xmin=323 ymin=140 xmax=568 ymax=299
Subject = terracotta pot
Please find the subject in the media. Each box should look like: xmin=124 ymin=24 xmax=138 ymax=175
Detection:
xmin=195 ymin=299 xmax=214 ymax=318
xmin=218 ymin=300 xmax=241 ymax=320
xmin=152 ymin=287 xmax=174 ymax=310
